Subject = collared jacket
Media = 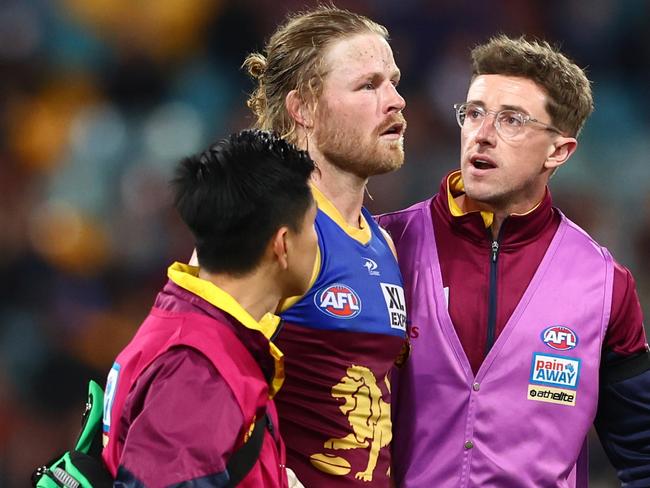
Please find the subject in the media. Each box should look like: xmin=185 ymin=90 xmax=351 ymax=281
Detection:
xmin=102 ymin=263 xmax=288 ymax=487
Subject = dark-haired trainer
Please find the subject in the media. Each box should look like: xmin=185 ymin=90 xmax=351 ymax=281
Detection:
xmin=102 ymin=129 xmax=317 ymax=488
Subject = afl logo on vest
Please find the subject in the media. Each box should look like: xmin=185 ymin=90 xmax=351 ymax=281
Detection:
xmin=315 ymin=284 xmax=362 ymax=319
xmin=541 ymin=326 xmax=578 ymax=351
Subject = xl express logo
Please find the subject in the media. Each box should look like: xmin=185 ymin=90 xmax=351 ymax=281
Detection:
xmin=380 ymin=283 xmax=406 ymax=331
xmin=541 ymin=326 xmax=578 ymax=351
xmin=315 ymin=284 xmax=362 ymax=319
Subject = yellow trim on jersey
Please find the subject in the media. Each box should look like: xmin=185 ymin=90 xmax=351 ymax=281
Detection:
xmin=312 ymin=184 xmax=372 ymax=244
xmin=279 ymin=184 xmax=371 ymax=313
xmin=167 ymin=262 xmax=284 ymax=396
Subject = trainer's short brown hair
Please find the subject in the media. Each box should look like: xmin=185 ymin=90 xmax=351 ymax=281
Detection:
xmin=243 ymin=5 xmax=388 ymax=143
xmin=471 ymin=35 xmax=593 ymax=136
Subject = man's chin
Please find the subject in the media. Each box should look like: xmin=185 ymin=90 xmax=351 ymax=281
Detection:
xmin=323 ymin=142 xmax=404 ymax=178
xmin=355 ymin=156 xmax=403 ymax=178
xmin=376 ymin=158 xmax=404 ymax=175
xmin=378 ymin=148 xmax=405 ymax=173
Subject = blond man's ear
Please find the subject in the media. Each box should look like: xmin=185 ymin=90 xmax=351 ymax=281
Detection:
xmin=286 ymin=89 xmax=313 ymax=129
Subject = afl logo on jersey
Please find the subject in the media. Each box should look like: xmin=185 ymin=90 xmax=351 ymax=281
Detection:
xmin=315 ymin=283 xmax=362 ymax=319
xmin=541 ymin=326 xmax=578 ymax=351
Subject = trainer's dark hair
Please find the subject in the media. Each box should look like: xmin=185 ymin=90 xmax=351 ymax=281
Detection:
xmin=173 ymin=129 xmax=315 ymax=274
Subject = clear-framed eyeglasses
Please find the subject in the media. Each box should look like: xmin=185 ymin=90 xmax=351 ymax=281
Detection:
xmin=453 ymin=102 xmax=563 ymax=139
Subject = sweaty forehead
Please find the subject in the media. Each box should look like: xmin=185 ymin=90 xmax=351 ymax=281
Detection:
xmin=323 ymin=33 xmax=398 ymax=78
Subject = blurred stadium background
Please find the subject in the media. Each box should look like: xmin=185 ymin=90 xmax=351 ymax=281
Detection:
xmin=0 ymin=0 xmax=648 ymax=485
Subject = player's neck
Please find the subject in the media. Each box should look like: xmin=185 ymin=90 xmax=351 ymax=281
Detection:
xmin=297 ymin=128 xmax=366 ymax=228
xmin=311 ymin=161 xmax=366 ymax=229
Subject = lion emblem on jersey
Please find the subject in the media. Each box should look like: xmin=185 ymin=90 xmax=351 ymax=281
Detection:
xmin=310 ymin=365 xmax=391 ymax=482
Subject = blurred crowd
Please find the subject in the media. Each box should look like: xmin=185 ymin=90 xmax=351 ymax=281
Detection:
xmin=0 ymin=1 xmax=648 ymax=486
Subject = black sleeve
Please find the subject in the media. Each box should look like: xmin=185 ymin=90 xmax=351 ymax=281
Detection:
xmin=595 ymin=350 xmax=650 ymax=486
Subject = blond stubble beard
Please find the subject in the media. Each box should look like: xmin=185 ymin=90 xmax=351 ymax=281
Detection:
xmin=313 ymin=107 xmax=406 ymax=179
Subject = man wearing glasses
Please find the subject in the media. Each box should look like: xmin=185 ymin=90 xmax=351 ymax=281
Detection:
xmin=378 ymin=35 xmax=650 ymax=486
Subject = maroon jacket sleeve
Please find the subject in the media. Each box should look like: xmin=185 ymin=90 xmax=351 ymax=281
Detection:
xmin=115 ymin=347 xmax=244 ymax=487
xmin=603 ymin=261 xmax=648 ymax=359
xmin=595 ymin=261 xmax=650 ymax=485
